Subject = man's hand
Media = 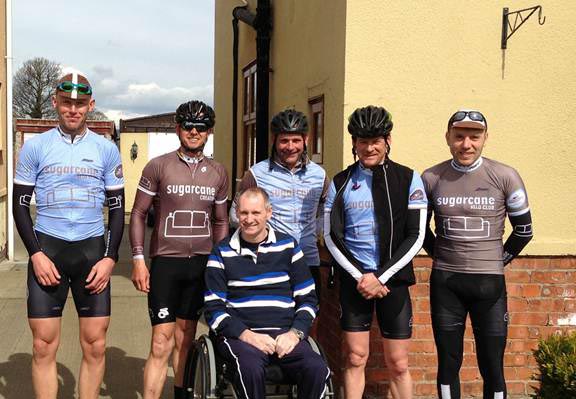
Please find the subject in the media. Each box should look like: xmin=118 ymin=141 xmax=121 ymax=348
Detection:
xmin=275 ymin=331 xmax=300 ymax=358
xmin=85 ymin=257 xmax=115 ymax=295
xmin=31 ymin=251 xmax=61 ymax=286
xmin=357 ymin=273 xmax=389 ymax=300
xmin=131 ymin=258 xmax=150 ymax=293
xmin=239 ymin=330 xmax=276 ymax=355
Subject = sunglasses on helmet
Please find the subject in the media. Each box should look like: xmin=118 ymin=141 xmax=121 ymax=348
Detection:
xmin=57 ymin=81 xmax=93 ymax=95
xmin=449 ymin=111 xmax=487 ymax=129
xmin=180 ymin=121 xmax=210 ymax=133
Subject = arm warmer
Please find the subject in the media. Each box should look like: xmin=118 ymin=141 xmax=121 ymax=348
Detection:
xmin=104 ymin=188 xmax=125 ymax=262
xmin=129 ymin=189 xmax=154 ymax=259
xmin=503 ymin=210 xmax=533 ymax=265
xmin=12 ymin=183 xmax=41 ymax=256
xmin=375 ymin=208 xmax=426 ymax=285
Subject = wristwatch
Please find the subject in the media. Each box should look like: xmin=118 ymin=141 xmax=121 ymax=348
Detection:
xmin=290 ymin=328 xmax=305 ymax=341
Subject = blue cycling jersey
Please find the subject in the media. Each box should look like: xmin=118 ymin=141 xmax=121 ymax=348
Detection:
xmin=325 ymin=164 xmax=427 ymax=271
xmin=250 ymin=159 xmax=326 ymax=267
xmin=14 ymin=128 xmax=124 ymax=241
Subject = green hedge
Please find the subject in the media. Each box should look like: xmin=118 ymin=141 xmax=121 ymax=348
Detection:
xmin=533 ymin=330 xmax=576 ymax=398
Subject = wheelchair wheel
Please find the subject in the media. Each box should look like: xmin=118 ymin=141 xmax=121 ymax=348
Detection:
xmin=183 ymin=335 xmax=219 ymax=399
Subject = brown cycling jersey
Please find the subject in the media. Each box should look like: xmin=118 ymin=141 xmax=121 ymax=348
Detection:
xmin=130 ymin=151 xmax=229 ymax=258
xmin=422 ymin=157 xmax=529 ymax=274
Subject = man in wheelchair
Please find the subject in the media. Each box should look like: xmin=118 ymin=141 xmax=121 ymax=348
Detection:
xmin=204 ymin=187 xmax=330 ymax=399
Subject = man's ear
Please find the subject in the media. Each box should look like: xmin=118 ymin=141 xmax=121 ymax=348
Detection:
xmin=51 ymin=95 xmax=57 ymax=109
xmin=88 ymin=98 xmax=96 ymax=112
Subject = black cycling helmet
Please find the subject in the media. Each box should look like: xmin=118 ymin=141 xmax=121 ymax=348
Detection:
xmin=347 ymin=106 xmax=393 ymax=138
xmin=175 ymin=100 xmax=215 ymax=128
xmin=270 ymin=109 xmax=308 ymax=134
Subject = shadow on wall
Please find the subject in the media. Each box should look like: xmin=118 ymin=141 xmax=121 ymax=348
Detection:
xmin=0 ymin=353 xmax=76 ymax=398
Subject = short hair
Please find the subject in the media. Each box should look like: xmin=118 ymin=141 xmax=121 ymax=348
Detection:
xmin=236 ymin=187 xmax=272 ymax=210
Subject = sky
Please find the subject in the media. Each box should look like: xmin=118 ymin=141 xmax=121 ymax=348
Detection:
xmin=13 ymin=0 xmax=215 ymax=122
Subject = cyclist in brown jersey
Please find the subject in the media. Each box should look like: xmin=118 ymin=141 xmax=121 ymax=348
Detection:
xmin=422 ymin=110 xmax=533 ymax=399
xmin=129 ymin=101 xmax=229 ymax=399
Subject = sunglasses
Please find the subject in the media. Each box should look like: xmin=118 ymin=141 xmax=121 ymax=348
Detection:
xmin=449 ymin=111 xmax=487 ymax=129
xmin=180 ymin=121 xmax=210 ymax=132
xmin=57 ymin=81 xmax=93 ymax=95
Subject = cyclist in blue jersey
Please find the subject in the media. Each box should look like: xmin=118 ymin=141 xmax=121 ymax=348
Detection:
xmin=324 ymin=106 xmax=427 ymax=399
xmin=230 ymin=109 xmax=328 ymax=308
xmin=13 ymin=73 xmax=125 ymax=399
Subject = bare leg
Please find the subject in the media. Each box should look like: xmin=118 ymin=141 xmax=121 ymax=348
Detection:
xmin=29 ymin=317 xmax=62 ymax=399
xmin=343 ymin=331 xmax=370 ymax=399
xmin=78 ymin=316 xmax=110 ymax=399
xmin=143 ymin=322 xmax=176 ymax=399
xmin=383 ymin=338 xmax=412 ymax=399
xmin=172 ymin=318 xmax=198 ymax=387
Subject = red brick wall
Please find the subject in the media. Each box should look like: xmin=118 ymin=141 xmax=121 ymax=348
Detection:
xmin=315 ymin=256 xmax=576 ymax=398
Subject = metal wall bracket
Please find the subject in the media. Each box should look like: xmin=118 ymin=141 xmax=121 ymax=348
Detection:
xmin=501 ymin=6 xmax=546 ymax=49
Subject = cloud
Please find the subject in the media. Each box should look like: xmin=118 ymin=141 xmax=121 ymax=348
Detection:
xmin=95 ymin=78 xmax=213 ymax=116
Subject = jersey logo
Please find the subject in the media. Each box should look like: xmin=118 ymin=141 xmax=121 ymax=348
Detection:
xmin=158 ymin=308 xmax=170 ymax=319
xmin=164 ymin=210 xmax=211 ymax=238
xmin=201 ymin=166 xmax=207 ymax=173
xmin=81 ymin=158 xmax=94 ymax=163
xmin=441 ymin=216 xmax=490 ymax=239
xmin=506 ymin=189 xmax=526 ymax=209
xmin=139 ymin=176 xmax=152 ymax=190
xmin=114 ymin=164 xmax=123 ymax=179
xmin=410 ymin=189 xmax=424 ymax=201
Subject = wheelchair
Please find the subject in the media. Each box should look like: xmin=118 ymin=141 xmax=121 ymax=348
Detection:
xmin=183 ymin=334 xmax=335 ymax=398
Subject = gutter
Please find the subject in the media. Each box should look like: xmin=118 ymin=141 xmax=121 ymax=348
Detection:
xmin=230 ymin=0 xmax=271 ymax=195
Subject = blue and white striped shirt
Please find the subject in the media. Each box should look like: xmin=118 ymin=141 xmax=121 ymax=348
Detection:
xmin=204 ymin=227 xmax=318 ymax=338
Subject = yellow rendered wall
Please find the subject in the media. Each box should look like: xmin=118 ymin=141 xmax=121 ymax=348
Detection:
xmin=214 ymin=0 xmax=257 ymax=190
xmin=120 ymin=133 xmax=149 ymax=214
xmin=214 ymin=0 xmax=348 ymax=186
xmin=0 ymin=0 xmax=7 ymax=258
xmin=344 ymin=1 xmax=576 ymax=254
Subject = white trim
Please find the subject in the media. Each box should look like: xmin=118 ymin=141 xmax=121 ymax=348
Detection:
xmin=223 ymin=337 xmax=250 ymax=399
xmin=132 ymin=254 xmax=145 ymax=260
xmin=323 ymin=208 xmax=363 ymax=280
xmin=105 ymin=184 xmax=125 ymax=191
xmin=295 ymin=306 xmax=316 ymax=319
xmin=137 ymin=186 xmax=156 ymax=196
xmin=378 ymin=208 xmax=426 ymax=285
xmin=293 ymin=284 xmax=315 ymax=297
xmin=508 ymin=207 xmax=530 ymax=217
xmin=13 ymin=179 xmax=35 ymax=186
xmin=440 ymin=384 xmax=451 ymax=399
xmin=215 ymin=197 xmax=228 ymax=205
xmin=211 ymin=313 xmax=230 ymax=330
xmin=291 ymin=250 xmax=304 ymax=263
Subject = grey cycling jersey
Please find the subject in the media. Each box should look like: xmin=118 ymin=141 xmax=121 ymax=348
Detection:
xmin=422 ymin=157 xmax=530 ymax=274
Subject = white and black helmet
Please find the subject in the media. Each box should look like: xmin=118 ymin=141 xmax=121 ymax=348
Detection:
xmin=175 ymin=100 xmax=215 ymax=128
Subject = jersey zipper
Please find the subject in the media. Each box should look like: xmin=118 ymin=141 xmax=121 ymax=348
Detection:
xmin=186 ymin=160 xmax=201 ymax=258
xmin=383 ymin=164 xmax=393 ymax=260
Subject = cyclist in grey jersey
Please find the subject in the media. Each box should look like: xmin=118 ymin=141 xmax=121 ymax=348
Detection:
xmin=422 ymin=109 xmax=533 ymax=399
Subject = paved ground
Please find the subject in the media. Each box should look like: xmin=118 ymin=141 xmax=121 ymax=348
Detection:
xmin=0 ymin=225 xmax=207 ymax=399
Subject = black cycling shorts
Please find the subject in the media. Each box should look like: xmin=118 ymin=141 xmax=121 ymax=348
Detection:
xmin=148 ymin=256 xmax=208 ymax=325
xmin=339 ymin=271 xmax=413 ymax=339
xmin=27 ymin=231 xmax=110 ymax=318
xmin=430 ymin=269 xmax=508 ymax=336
